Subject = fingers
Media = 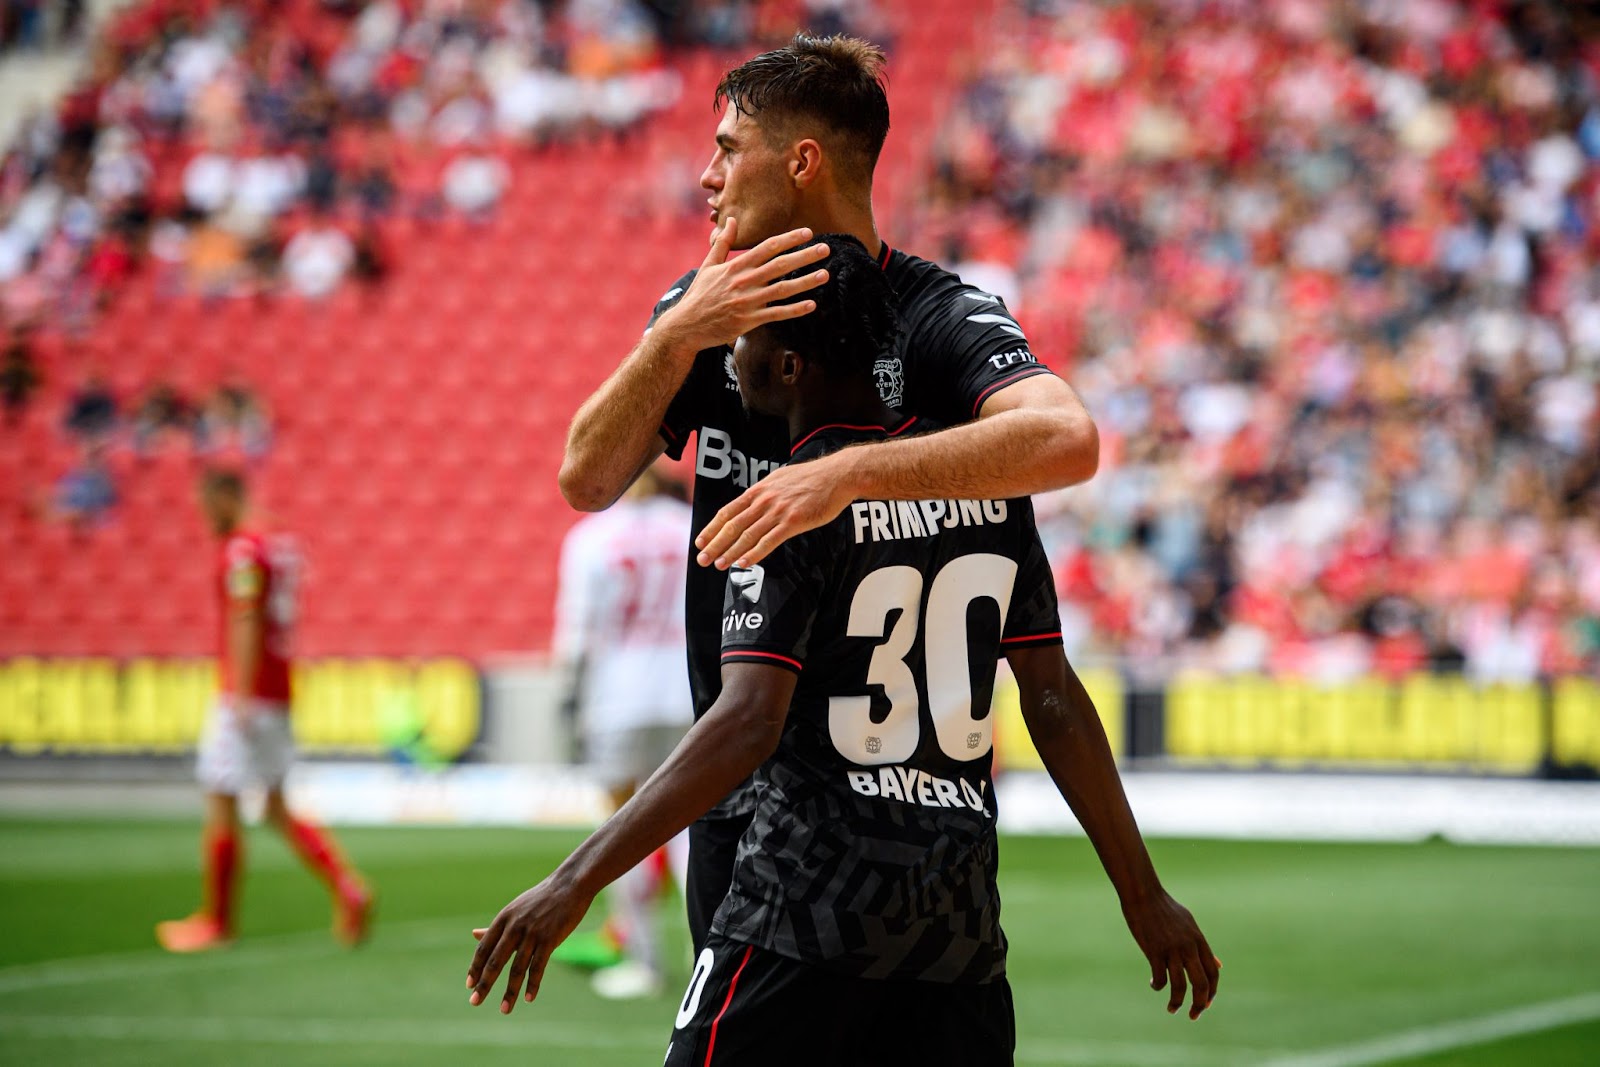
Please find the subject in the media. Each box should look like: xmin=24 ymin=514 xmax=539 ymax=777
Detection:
xmin=765 ymin=269 xmax=830 ymax=302
xmin=723 ymin=516 xmax=789 ymax=570
xmin=703 ymin=216 xmax=737 ymax=265
xmin=1148 ymin=952 xmax=1166 ymax=992
xmin=750 ymin=298 xmax=819 ymax=326
xmin=1181 ymin=946 xmax=1211 ymax=1020
xmin=711 ymin=511 xmax=782 ymax=570
xmin=697 ymin=492 xmax=777 ymax=566
xmin=497 ymin=934 xmax=535 ymax=1015
xmin=466 ymin=915 xmax=505 ymax=991
xmin=469 ymin=922 xmax=523 ymax=1006
xmin=695 ymin=495 xmax=751 ymax=554
xmin=471 ymin=928 xmax=486 ymax=941
xmin=1201 ymin=944 xmax=1221 ymax=1010
xmin=744 ymin=227 xmax=818 ymax=271
xmin=523 ymin=945 xmax=553 ymax=1003
xmin=748 ymin=241 xmax=831 ymax=284
xmin=1165 ymin=954 xmax=1186 ymax=1015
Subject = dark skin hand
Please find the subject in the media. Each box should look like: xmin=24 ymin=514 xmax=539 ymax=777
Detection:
xmin=465 ymin=663 xmax=795 ymax=1014
xmin=1007 ymin=644 xmax=1221 ymax=1019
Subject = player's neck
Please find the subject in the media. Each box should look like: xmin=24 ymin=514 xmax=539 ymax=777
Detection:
xmin=795 ymin=196 xmax=881 ymax=261
xmin=787 ymin=386 xmax=900 ymax=447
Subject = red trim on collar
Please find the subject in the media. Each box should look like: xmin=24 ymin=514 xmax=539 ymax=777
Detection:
xmin=877 ymin=242 xmax=892 ymax=270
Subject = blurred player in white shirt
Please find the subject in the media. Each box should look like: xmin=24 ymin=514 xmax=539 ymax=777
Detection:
xmin=551 ymin=463 xmax=693 ymax=998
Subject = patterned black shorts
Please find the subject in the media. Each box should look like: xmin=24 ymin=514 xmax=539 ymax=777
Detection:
xmin=663 ymin=932 xmax=1015 ymax=1067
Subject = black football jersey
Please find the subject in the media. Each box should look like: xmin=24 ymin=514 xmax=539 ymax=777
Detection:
xmin=710 ymin=421 xmax=1063 ymax=983
xmin=649 ymin=244 xmax=1057 ymax=818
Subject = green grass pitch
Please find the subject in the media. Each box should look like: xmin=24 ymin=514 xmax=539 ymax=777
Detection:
xmin=1 ymin=817 xmax=1597 ymax=1065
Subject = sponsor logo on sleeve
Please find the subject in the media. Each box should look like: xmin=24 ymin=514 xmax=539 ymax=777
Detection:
xmin=987 ymin=347 xmax=1036 ymax=370
xmin=962 ymin=291 xmax=1026 ymax=339
xmin=730 ymin=565 xmax=765 ymax=603
xmin=723 ymin=608 xmax=765 ymax=633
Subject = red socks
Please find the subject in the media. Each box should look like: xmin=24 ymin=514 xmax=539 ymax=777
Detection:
xmin=203 ymin=825 xmax=240 ymax=932
xmin=285 ymin=817 xmax=361 ymax=900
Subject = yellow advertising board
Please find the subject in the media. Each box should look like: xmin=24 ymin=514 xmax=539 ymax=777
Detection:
xmin=1164 ymin=673 xmax=1555 ymax=774
xmin=0 ymin=658 xmax=481 ymax=761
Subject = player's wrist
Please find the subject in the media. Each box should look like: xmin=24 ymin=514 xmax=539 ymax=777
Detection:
xmin=825 ymin=445 xmax=874 ymax=502
xmin=649 ymin=307 xmax=712 ymax=361
xmin=1117 ymin=872 xmax=1165 ymax=911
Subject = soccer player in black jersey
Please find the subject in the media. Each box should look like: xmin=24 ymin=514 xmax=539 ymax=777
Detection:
xmin=558 ymin=35 xmax=1102 ymax=957
xmin=468 ymin=239 xmax=1218 ymax=1063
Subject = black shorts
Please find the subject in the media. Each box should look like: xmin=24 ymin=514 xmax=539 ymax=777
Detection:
xmin=663 ymin=932 xmax=1015 ymax=1067
xmin=685 ymin=811 xmax=752 ymax=954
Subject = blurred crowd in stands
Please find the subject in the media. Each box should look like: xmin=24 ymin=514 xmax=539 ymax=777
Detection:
xmin=0 ymin=0 xmax=872 ymax=534
xmin=1 ymin=1 xmax=87 ymax=53
xmin=907 ymin=0 xmax=1600 ymax=681
xmin=0 ymin=0 xmax=859 ymax=324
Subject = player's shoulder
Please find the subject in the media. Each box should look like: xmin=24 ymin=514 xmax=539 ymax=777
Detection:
xmin=886 ymin=248 xmax=999 ymax=321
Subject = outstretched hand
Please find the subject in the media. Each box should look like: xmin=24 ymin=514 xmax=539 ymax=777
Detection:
xmin=695 ymin=453 xmax=857 ymax=569
xmin=465 ymin=877 xmax=593 ymax=1015
xmin=1123 ymin=891 xmax=1221 ymax=1020
xmin=656 ymin=217 xmax=830 ymax=354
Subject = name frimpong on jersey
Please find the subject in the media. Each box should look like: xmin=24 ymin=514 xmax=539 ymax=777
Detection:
xmin=850 ymin=498 xmax=1010 ymax=544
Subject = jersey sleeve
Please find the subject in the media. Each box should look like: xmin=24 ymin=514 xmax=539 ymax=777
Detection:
xmin=646 ymin=268 xmax=709 ymax=460
xmin=1001 ymin=506 xmax=1063 ymax=650
xmin=719 ymin=533 xmax=830 ymax=675
xmin=909 ymin=285 xmax=1057 ymax=424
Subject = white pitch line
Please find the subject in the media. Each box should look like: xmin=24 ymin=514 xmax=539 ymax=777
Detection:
xmin=0 ymin=915 xmax=483 ymax=996
xmin=0 ymin=1013 xmax=1272 ymax=1066
xmin=1257 ymin=991 xmax=1600 ymax=1067
xmin=0 ymin=1013 xmax=668 ymax=1052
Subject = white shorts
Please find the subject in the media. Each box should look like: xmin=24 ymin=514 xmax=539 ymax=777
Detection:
xmin=196 ymin=700 xmax=295 ymax=794
xmin=586 ymin=723 xmax=686 ymax=793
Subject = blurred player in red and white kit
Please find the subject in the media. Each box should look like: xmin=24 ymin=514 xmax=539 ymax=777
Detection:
xmin=156 ymin=469 xmax=373 ymax=953
xmin=549 ymin=464 xmax=693 ymax=999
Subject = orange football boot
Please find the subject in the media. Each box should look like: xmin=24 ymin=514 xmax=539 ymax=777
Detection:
xmin=155 ymin=913 xmax=234 ymax=953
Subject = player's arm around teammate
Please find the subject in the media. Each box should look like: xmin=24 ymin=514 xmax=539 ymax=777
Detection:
xmin=557 ymin=218 xmax=830 ymax=512
xmin=696 ymin=373 xmax=1099 ymax=570
xmin=466 ymin=661 xmax=795 ymax=1014
xmin=1006 ymin=643 xmax=1221 ymax=1020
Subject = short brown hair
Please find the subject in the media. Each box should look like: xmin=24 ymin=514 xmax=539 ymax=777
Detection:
xmin=200 ymin=467 xmax=246 ymax=500
xmin=716 ymin=34 xmax=890 ymax=186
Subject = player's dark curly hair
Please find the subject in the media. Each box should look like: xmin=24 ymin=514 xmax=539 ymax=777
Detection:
xmin=716 ymin=34 xmax=890 ymax=186
xmin=760 ymin=234 xmax=900 ymax=380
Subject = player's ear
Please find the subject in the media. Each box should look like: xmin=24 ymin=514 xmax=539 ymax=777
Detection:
xmin=780 ymin=350 xmax=804 ymax=385
xmin=791 ymin=139 xmax=822 ymax=188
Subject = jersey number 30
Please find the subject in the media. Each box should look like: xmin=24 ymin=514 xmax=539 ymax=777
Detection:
xmin=829 ymin=553 xmax=1017 ymax=766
